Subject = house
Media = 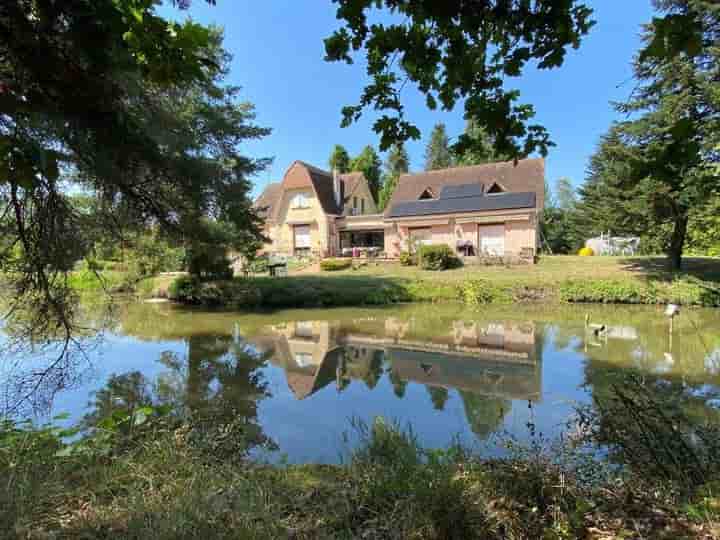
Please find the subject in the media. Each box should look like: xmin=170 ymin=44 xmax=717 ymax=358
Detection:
xmin=255 ymin=157 xmax=544 ymax=261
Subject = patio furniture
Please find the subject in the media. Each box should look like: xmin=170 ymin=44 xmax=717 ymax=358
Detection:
xmin=268 ymin=255 xmax=288 ymax=277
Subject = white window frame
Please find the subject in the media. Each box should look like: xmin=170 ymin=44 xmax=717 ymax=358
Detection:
xmin=479 ymin=224 xmax=505 ymax=256
xmin=291 ymin=192 xmax=311 ymax=209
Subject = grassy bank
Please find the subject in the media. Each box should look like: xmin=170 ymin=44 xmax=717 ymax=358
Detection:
xmin=3 ymin=410 xmax=718 ymax=539
xmin=168 ymin=256 xmax=720 ymax=309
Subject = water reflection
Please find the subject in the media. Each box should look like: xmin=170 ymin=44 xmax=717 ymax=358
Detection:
xmin=253 ymin=318 xmax=542 ymax=404
xmin=2 ymin=302 xmax=720 ymax=463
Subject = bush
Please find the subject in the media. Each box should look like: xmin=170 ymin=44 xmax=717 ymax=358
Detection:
xmin=399 ymin=251 xmax=416 ymax=266
xmin=319 ymin=258 xmax=352 ymax=271
xmin=418 ymin=244 xmax=461 ymax=270
xmin=559 ymin=278 xmax=720 ymax=306
xmin=456 ymin=279 xmax=510 ymax=305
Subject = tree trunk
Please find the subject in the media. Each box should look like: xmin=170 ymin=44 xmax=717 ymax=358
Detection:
xmin=667 ymin=215 xmax=688 ymax=272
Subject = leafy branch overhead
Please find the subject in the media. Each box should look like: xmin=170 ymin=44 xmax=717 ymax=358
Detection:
xmin=324 ymin=0 xmax=595 ymax=156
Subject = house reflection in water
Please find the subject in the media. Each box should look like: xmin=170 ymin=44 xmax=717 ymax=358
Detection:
xmin=253 ymin=318 xmax=542 ymax=403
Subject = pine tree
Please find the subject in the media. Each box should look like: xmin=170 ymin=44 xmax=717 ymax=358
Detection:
xmin=424 ymin=123 xmax=453 ymax=171
xmin=378 ymin=144 xmax=409 ymax=210
xmin=350 ymin=145 xmax=382 ymax=199
xmin=454 ymin=118 xmax=510 ymax=166
xmin=328 ymin=144 xmax=351 ymax=173
xmin=588 ymin=0 xmax=720 ymax=269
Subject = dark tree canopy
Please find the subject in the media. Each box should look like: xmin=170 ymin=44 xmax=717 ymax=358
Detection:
xmin=575 ymin=0 xmax=720 ymax=269
xmin=378 ymin=143 xmax=409 ymax=210
xmin=0 ymin=1 xmax=269 ymax=344
xmin=350 ymin=145 xmax=382 ymax=198
xmin=329 ymin=144 xmax=351 ymax=173
xmin=324 ymin=0 xmax=595 ymax=155
xmin=424 ymin=123 xmax=453 ymax=171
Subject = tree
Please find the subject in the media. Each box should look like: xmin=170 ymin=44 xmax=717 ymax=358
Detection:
xmin=540 ymin=178 xmax=583 ymax=254
xmin=378 ymin=143 xmax=409 ymax=210
xmin=0 ymin=3 xmax=269 ymax=339
xmin=555 ymin=177 xmax=577 ymax=211
xmin=328 ymin=144 xmax=351 ymax=173
xmin=454 ymin=119 xmax=511 ymax=166
xmin=324 ymin=1 xmax=595 ymax=155
xmin=424 ymin=123 xmax=453 ymax=171
xmin=584 ymin=0 xmax=720 ymax=270
xmin=350 ymin=145 xmax=382 ymax=198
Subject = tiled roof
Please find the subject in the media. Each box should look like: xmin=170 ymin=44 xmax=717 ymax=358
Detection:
xmin=254 ymin=182 xmax=282 ymax=222
xmin=384 ymin=158 xmax=545 ymax=217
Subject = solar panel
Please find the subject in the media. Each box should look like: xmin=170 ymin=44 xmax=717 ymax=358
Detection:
xmin=388 ymin=192 xmax=536 ymax=218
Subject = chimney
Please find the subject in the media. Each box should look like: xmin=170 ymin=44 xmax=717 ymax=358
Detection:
xmin=333 ymin=168 xmax=341 ymax=209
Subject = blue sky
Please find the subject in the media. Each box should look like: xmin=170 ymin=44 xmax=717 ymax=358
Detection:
xmin=162 ymin=0 xmax=654 ymax=198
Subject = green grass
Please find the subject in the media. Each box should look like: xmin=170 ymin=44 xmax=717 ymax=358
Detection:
xmin=169 ymin=256 xmax=720 ymax=309
xmin=4 ymin=414 xmax=718 ymax=539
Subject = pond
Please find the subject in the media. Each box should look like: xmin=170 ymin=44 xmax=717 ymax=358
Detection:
xmin=2 ymin=301 xmax=719 ymax=463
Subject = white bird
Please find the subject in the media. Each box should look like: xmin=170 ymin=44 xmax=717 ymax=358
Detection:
xmin=665 ymin=304 xmax=680 ymax=318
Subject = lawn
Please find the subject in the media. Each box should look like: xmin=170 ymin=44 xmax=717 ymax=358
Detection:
xmin=307 ymin=255 xmax=720 ymax=288
xmin=166 ymin=255 xmax=720 ymax=309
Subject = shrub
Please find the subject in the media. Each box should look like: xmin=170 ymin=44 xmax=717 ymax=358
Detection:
xmin=320 ymin=258 xmax=352 ymax=271
xmin=559 ymin=279 xmax=651 ymax=304
xmin=399 ymin=251 xmax=416 ymax=266
xmin=456 ymin=279 xmax=510 ymax=305
xmin=418 ymin=244 xmax=461 ymax=270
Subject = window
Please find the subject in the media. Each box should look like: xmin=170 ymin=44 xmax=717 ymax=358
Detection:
xmin=361 ymin=198 xmax=365 ymax=214
xmin=353 ymin=196 xmax=358 ymax=209
xmin=409 ymin=227 xmax=432 ymax=248
xmin=291 ymin=192 xmax=310 ymax=209
xmin=486 ymin=182 xmax=505 ymax=195
xmin=419 ymin=188 xmax=435 ymax=200
xmin=479 ymin=224 xmax=505 ymax=256
xmin=294 ymin=225 xmax=311 ymax=249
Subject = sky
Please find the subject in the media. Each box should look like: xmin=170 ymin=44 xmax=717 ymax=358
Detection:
xmin=161 ymin=0 xmax=655 ymax=198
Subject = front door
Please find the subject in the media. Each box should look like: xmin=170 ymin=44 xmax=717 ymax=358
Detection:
xmin=478 ymin=224 xmax=505 ymax=256
xmin=294 ymin=224 xmax=311 ymax=253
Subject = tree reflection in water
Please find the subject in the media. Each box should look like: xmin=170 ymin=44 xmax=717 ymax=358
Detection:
xmin=83 ymin=333 xmax=275 ymax=459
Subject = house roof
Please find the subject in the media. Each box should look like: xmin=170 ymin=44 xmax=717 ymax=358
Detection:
xmin=384 ymin=158 xmax=545 ymax=217
xmin=258 ymin=161 xmax=371 ymax=220
xmin=387 ymin=192 xmax=536 ymax=219
xmin=254 ymin=182 xmax=282 ymax=222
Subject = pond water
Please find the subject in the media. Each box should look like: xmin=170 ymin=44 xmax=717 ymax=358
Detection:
xmin=1 ymin=301 xmax=719 ymax=463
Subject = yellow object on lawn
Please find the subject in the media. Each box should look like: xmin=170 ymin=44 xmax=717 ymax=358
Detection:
xmin=578 ymin=247 xmax=594 ymax=256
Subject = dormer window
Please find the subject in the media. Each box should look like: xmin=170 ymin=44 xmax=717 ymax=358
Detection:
xmin=418 ymin=187 xmax=435 ymax=200
xmin=486 ymin=182 xmax=506 ymax=195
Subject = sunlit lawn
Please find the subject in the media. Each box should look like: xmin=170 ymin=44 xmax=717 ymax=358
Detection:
xmin=312 ymin=255 xmax=720 ymax=287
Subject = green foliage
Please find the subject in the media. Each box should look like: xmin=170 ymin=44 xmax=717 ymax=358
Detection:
xmin=578 ymin=372 xmax=720 ymax=494
xmin=350 ymin=145 xmax=382 ymax=198
xmin=320 ymin=258 xmax=353 ymax=271
xmin=687 ymin=195 xmax=720 ymax=257
xmin=1 ymin=4 xmax=269 ymax=339
xmin=575 ymin=1 xmax=720 ymax=270
xmin=418 ymin=244 xmax=460 ymax=270
xmin=324 ymin=0 xmax=594 ymax=155
xmin=186 ymin=220 xmax=237 ymax=280
xmin=454 ymin=118 xmax=511 ymax=166
xmin=378 ymin=143 xmax=409 ymax=210
xmin=424 ymin=123 xmax=453 ymax=171
xmin=328 ymin=144 xmax=351 ymax=173
xmin=456 ymin=279 xmax=510 ymax=306
xmin=560 ymin=278 xmax=720 ymax=307
xmin=399 ymin=251 xmax=416 ymax=266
